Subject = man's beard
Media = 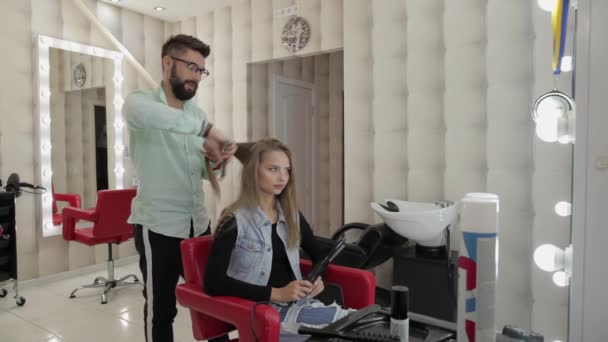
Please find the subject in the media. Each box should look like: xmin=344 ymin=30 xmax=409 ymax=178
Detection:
xmin=169 ymin=64 xmax=198 ymax=101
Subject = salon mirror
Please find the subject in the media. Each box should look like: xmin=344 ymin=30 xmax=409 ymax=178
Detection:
xmin=36 ymin=35 xmax=126 ymax=237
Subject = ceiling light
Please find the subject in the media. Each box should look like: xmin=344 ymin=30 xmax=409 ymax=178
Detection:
xmin=110 ymin=0 xmax=121 ymax=3
xmin=154 ymin=6 xmax=166 ymax=11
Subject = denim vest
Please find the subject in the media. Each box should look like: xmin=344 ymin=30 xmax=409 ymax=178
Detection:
xmin=226 ymin=206 xmax=302 ymax=286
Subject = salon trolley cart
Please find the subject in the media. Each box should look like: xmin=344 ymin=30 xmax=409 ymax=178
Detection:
xmin=0 ymin=191 xmax=26 ymax=306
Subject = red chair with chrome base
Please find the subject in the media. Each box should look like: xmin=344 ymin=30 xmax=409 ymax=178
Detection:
xmin=62 ymin=188 xmax=141 ymax=304
xmin=176 ymin=235 xmax=377 ymax=342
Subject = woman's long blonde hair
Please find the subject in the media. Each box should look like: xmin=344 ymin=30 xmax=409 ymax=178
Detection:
xmin=218 ymin=138 xmax=300 ymax=248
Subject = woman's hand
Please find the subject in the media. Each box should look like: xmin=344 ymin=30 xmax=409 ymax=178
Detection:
xmin=271 ymin=280 xmax=313 ymax=303
xmin=309 ymin=276 xmax=325 ymax=298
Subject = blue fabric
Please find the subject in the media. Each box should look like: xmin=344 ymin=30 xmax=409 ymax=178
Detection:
xmin=295 ymin=306 xmax=338 ymax=325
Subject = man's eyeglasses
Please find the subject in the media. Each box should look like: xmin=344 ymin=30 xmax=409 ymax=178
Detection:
xmin=170 ymin=56 xmax=210 ymax=78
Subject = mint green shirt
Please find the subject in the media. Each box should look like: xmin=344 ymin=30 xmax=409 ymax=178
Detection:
xmin=124 ymin=83 xmax=212 ymax=238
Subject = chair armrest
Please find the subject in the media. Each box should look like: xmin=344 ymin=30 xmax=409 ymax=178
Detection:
xmin=54 ymin=193 xmax=81 ymax=208
xmin=176 ymin=283 xmax=280 ymax=342
xmin=301 ymin=259 xmax=376 ymax=309
xmin=62 ymin=207 xmax=97 ymax=241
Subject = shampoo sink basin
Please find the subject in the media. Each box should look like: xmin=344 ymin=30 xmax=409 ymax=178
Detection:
xmin=370 ymin=200 xmax=458 ymax=247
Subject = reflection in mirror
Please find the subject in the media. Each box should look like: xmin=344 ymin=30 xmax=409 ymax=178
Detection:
xmin=36 ymin=35 xmax=125 ymax=237
xmin=49 ymin=48 xmax=110 ymax=211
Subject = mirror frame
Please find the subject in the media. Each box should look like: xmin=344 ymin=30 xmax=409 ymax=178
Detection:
xmin=35 ymin=35 xmax=125 ymax=237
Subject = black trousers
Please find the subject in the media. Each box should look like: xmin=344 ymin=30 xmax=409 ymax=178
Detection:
xmin=134 ymin=224 xmax=227 ymax=342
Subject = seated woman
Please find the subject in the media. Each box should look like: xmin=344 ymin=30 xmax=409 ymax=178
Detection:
xmin=204 ymin=138 xmax=352 ymax=334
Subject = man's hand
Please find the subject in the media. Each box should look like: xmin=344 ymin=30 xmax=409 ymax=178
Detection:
xmin=271 ymin=280 xmax=313 ymax=303
xmin=202 ymin=126 xmax=237 ymax=162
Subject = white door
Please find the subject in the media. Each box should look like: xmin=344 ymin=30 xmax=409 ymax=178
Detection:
xmin=272 ymin=75 xmax=316 ymax=225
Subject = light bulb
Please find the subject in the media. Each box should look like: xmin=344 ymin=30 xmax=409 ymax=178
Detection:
xmin=40 ymin=88 xmax=51 ymax=99
xmin=114 ymin=119 xmax=125 ymax=130
xmin=534 ymin=244 xmax=564 ymax=272
xmin=555 ymin=201 xmax=572 ymax=217
xmin=534 ymin=97 xmax=563 ymax=142
xmin=115 ymin=143 xmax=124 ymax=153
xmin=43 ymin=168 xmax=53 ymax=179
xmin=41 ymin=115 xmax=51 ymax=127
xmin=39 ymin=36 xmax=48 ymax=47
xmin=39 ymin=62 xmax=49 ymax=72
xmin=553 ymin=271 xmax=569 ymax=287
xmin=114 ymin=96 xmax=124 ymax=108
xmin=538 ymin=0 xmax=557 ymax=12
xmin=113 ymin=73 xmax=123 ymax=85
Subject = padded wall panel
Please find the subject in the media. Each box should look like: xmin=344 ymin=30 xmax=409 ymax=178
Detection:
xmin=486 ymin=0 xmax=534 ymax=328
xmin=406 ymin=0 xmax=444 ymax=202
xmin=197 ymin=13 xmax=215 ymax=122
xmin=95 ymin=1 xmax=120 ymax=40
xmin=267 ymin=61 xmax=283 ymax=135
xmin=371 ymin=0 xmax=408 ymax=205
xmin=301 ymin=56 xmax=314 ymax=83
xmin=372 ymin=0 xmax=407 ymax=288
xmin=181 ymin=17 xmax=196 ymax=35
xmin=283 ymin=58 xmax=301 ymax=80
xmin=314 ymin=54 xmax=331 ymax=236
xmin=443 ymin=0 xmax=486 ymax=203
xmin=320 ymin=0 xmax=343 ymax=51
xmin=249 ymin=63 xmax=269 ymax=139
xmin=328 ymin=51 xmax=344 ymax=231
xmin=196 ymin=13 xmax=219 ymax=225
xmin=344 ymin=0 xmax=374 ymax=223
xmin=251 ymin=0 xmax=273 ymax=62
xmin=213 ymin=6 xmax=234 ymax=214
xmin=231 ymin=0 xmax=251 ymax=200
xmin=143 ymin=16 xmax=164 ymax=82
xmin=0 ymin=0 xmax=37 ymax=279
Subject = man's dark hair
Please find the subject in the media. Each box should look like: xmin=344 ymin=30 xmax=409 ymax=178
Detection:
xmin=161 ymin=34 xmax=211 ymax=60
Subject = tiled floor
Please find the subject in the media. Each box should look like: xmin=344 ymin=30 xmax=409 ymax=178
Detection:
xmin=0 ymin=262 xmax=229 ymax=342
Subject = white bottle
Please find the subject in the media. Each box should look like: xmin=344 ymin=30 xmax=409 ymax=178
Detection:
xmin=390 ymin=285 xmax=409 ymax=342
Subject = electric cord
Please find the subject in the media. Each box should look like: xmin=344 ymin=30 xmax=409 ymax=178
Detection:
xmin=251 ymin=301 xmax=270 ymax=342
xmin=19 ymin=187 xmax=47 ymax=195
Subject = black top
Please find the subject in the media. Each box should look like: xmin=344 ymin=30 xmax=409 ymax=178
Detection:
xmin=204 ymin=212 xmax=323 ymax=302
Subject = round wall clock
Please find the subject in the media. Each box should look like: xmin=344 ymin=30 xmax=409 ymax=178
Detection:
xmin=282 ymin=16 xmax=311 ymax=52
xmin=73 ymin=63 xmax=86 ymax=88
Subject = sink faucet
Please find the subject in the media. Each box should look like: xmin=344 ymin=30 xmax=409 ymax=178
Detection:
xmin=434 ymin=200 xmax=455 ymax=208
